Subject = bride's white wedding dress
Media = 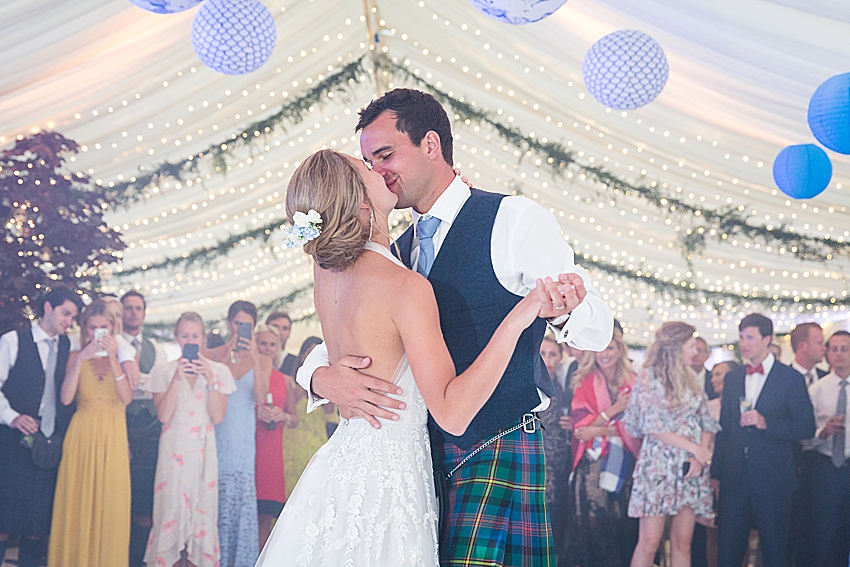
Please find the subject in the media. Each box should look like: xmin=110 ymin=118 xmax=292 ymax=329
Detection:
xmin=256 ymin=243 xmax=439 ymax=567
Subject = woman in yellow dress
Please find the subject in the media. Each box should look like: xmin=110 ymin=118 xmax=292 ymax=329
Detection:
xmin=282 ymin=336 xmax=330 ymax=500
xmin=48 ymin=298 xmax=133 ymax=567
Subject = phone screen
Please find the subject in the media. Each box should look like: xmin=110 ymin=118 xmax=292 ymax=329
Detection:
xmin=182 ymin=343 xmax=199 ymax=361
xmin=94 ymin=328 xmax=108 ymax=357
xmin=236 ymin=322 xmax=252 ymax=350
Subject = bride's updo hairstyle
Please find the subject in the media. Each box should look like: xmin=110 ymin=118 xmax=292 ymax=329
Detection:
xmin=285 ymin=149 xmax=373 ymax=271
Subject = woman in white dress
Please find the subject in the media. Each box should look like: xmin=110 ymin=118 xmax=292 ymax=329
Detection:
xmin=256 ymin=150 xmax=567 ymax=567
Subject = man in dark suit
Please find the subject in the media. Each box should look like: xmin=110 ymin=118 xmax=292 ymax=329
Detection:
xmin=265 ymin=312 xmax=299 ymax=376
xmin=0 ymin=287 xmax=81 ymax=567
xmin=711 ymin=313 xmax=816 ymax=567
xmin=788 ymin=322 xmax=827 ymax=567
xmin=121 ymin=290 xmax=163 ymax=567
xmin=805 ymin=331 xmax=850 ymax=567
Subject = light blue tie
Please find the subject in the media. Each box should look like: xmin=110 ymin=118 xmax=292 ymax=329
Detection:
xmin=416 ymin=216 xmax=441 ymax=277
xmin=833 ymin=380 xmax=847 ymax=468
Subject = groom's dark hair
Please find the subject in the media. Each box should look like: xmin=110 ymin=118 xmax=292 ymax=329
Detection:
xmin=356 ymin=88 xmax=454 ymax=166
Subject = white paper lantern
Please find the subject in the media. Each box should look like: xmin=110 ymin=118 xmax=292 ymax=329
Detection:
xmin=468 ymin=0 xmax=567 ymax=25
xmin=191 ymin=0 xmax=276 ymax=75
xmin=128 ymin=0 xmax=203 ymax=14
xmin=582 ymin=30 xmax=668 ymax=110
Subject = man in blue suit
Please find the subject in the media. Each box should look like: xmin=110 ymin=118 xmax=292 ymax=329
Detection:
xmin=711 ymin=313 xmax=816 ymax=567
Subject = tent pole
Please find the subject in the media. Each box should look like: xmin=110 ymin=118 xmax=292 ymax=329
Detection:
xmin=361 ymin=0 xmax=384 ymax=96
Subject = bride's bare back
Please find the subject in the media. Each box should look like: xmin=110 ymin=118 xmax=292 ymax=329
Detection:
xmin=314 ymin=248 xmax=413 ymax=420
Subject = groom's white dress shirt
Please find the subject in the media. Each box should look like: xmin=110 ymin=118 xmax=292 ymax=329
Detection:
xmin=298 ymin=176 xmax=614 ymax=412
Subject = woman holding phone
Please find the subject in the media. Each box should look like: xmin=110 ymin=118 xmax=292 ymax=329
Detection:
xmin=624 ymin=321 xmax=720 ymax=567
xmin=48 ymin=299 xmax=132 ymax=567
xmin=205 ymin=301 xmax=272 ymax=567
xmin=144 ymin=312 xmax=235 ymax=567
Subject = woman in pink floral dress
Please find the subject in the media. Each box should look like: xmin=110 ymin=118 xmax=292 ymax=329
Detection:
xmin=144 ymin=313 xmax=235 ymax=567
xmin=625 ymin=321 xmax=720 ymax=567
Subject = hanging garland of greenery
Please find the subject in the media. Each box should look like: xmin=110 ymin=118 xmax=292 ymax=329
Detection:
xmin=105 ymin=53 xmax=849 ymax=318
xmin=116 ymin=218 xmax=287 ymax=277
xmin=116 ymin=199 xmax=848 ymax=313
xmin=380 ymin=56 xmax=850 ymax=264
xmin=583 ymin=252 xmax=848 ymax=310
xmin=106 ymin=56 xmax=371 ymax=207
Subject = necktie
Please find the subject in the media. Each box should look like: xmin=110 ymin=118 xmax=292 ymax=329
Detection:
xmin=40 ymin=337 xmax=57 ymax=438
xmin=806 ymin=370 xmax=816 ymax=387
xmin=833 ymin=380 xmax=847 ymax=468
xmin=416 ymin=215 xmax=441 ymax=277
xmin=746 ymin=363 xmax=764 ymax=375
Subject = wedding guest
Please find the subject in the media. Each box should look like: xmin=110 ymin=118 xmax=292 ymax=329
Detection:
xmin=788 ymin=321 xmax=826 ymax=567
xmin=538 ymin=335 xmax=574 ymax=563
xmin=283 ymin=336 xmax=328 ymax=499
xmin=205 ymin=301 xmax=271 ymax=567
xmin=566 ymin=326 xmax=639 ymax=567
xmin=48 ymin=299 xmax=132 ymax=567
xmin=692 ymin=360 xmax=740 ymax=567
xmin=711 ymin=313 xmax=815 ymax=567
xmin=253 ymin=324 xmax=296 ymax=551
xmin=77 ymin=294 xmax=142 ymax=390
xmin=691 ymin=337 xmax=717 ymax=400
xmin=121 ymin=290 xmax=166 ymax=567
xmin=790 ymin=323 xmax=827 ymax=387
xmin=0 ymin=287 xmax=81 ymax=567
xmin=265 ymin=312 xmax=298 ymax=377
xmin=804 ymin=331 xmax=850 ymax=567
xmin=144 ymin=312 xmax=234 ymax=567
xmin=625 ymin=322 xmax=720 ymax=567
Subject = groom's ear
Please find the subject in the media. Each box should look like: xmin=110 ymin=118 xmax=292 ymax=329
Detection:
xmin=420 ymin=130 xmax=443 ymax=162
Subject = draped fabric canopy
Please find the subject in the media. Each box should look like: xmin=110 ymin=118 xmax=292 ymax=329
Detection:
xmin=2 ymin=0 xmax=848 ymax=345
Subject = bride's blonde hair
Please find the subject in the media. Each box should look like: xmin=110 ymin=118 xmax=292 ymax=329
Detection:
xmin=285 ymin=149 xmax=374 ymax=271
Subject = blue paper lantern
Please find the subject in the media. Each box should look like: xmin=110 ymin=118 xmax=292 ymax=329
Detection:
xmin=191 ymin=0 xmax=276 ymax=75
xmin=468 ymin=0 xmax=567 ymax=25
xmin=807 ymin=72 xmax=850 ymax=155
xmin=582 ymin=30 xmax=668 ymax=110
xmin=128 ymin=0 xmax=203 ymax=14
xmin=772 ymin=144 xmax=832 ymax=200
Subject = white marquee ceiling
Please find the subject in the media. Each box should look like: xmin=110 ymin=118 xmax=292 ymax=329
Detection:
xmin=2 ymin=0 xmax=849 ymax=346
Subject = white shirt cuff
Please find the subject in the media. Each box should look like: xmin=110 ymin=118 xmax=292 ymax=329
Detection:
xmin=1 ymin=407 xmax=21 ymax=427
xmin=296 ymin=343 xmax=330 ymax=413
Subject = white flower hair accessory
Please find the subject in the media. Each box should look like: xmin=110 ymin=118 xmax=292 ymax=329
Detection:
xmin=283 ymin=209 xmax=323 ymax=248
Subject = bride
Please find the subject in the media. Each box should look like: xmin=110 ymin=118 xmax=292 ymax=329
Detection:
xmin=257 ymin=149 xmax=567 ymax=567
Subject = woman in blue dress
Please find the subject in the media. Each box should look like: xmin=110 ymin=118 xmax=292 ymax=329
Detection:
xmin=205 ymin=301 xmax=272 ymax=567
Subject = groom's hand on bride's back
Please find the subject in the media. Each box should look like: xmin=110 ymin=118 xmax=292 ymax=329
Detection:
xmin=313 ymin=356 xmax=405 ymax=429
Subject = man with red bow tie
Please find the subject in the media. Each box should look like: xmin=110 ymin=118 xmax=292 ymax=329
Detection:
xmin=711 ymin=313 xmax=816 ymax=567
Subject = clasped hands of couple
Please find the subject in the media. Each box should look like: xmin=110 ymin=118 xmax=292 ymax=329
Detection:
xmin=313 ymin=273 xmax=588 ymax=428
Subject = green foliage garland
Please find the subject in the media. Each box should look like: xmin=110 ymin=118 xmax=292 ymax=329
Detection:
xmin=106 ymin=56 xmax=371 ymax=207
xmin=382 ymin=56 xmax=849 ymax=264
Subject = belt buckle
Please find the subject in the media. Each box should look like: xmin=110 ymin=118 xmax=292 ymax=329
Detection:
xmin=522 ymin=413 xmax=537 ymax=434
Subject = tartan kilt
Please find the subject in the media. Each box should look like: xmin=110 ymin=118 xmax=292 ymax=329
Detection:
xmin=433 ymin=425 xmax=555 ymax=567
xmin=0 ymin=438 xmax=59 ymax=536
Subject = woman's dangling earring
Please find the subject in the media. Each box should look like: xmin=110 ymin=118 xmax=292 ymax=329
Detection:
xmin=369 ymin=209 xmax=374 ymax=242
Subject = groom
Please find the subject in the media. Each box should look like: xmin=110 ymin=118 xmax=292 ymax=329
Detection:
xmin=298 ymin=88 xmax=613 ymax=565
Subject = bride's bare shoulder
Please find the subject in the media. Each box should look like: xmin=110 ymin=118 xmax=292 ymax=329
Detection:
xmin=359 ymin=250 xmax=432 ymax=301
